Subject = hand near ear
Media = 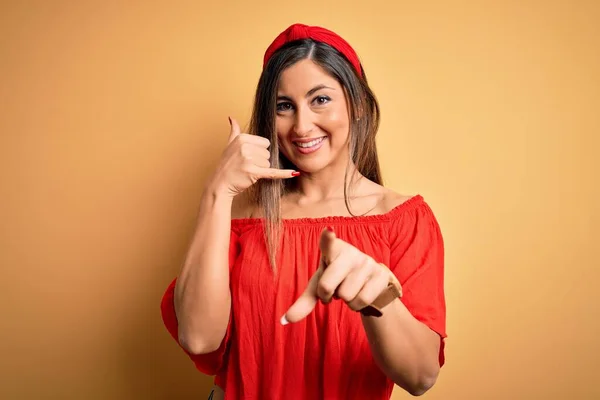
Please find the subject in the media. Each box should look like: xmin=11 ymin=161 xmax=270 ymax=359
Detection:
xmin=208 ymin=117 xmax=299 ymax=199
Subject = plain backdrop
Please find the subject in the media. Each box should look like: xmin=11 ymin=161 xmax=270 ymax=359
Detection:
xmin=1 ymin=0 xmax=598 ymax=399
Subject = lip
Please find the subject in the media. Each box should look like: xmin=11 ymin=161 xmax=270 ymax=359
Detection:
xmin=292 ymin=136 xmax=326 ymax=155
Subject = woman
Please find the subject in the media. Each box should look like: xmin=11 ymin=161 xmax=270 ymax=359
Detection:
xmin=161 ymin=23 xmax=447 ymax=399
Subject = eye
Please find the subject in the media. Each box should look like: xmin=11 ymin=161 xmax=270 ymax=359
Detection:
xmin=276 ymin=102 xmax=294 ymax=112
xmin=313 ymin=95 xmax=331 ymax=105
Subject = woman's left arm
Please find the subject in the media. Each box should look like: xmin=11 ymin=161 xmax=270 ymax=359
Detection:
xmin=283 ymin=221 xmax=445 ymax=396
xmin=362 ymin=296 xmax=440 ymax=396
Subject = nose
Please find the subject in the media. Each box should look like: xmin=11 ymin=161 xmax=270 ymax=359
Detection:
xmin=293 ymin=107 xmax=315 ymax=136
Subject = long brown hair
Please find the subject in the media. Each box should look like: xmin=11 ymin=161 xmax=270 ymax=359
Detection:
xmin=246 ymin=39 xmax=382 ymax=271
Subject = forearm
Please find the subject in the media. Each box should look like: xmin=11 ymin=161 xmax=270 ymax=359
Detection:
xmin=362 ymin=299 xmax=441 ymax=396
xmin=174 ymin=183 xmax=233 ymax=354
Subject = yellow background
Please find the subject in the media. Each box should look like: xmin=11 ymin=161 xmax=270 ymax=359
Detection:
xmin=1 ymin=1 xmax=598 ymax=399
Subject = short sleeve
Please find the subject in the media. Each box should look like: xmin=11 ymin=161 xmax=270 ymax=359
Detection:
xmin=160 ymin=228 xmax=240 ymax=376
xmin=388 ymin=201 xmax=447 ymax=366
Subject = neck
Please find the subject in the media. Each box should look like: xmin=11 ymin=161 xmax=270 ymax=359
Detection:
xmin=291 ymin=161 xmax=363 ymax=203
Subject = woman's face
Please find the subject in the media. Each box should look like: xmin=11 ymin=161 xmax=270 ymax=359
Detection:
xmin=275 ymin=59 xmax=350 ymax=173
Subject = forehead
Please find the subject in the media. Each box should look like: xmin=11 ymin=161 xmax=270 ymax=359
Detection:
xmin=277 ymin=59 xmax=341 ymax=93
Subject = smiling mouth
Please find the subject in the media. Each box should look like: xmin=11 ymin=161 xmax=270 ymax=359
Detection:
xmin=294 ymin=137 xmax=326 ymax=148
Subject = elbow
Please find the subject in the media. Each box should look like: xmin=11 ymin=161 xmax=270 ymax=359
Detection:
xmin=406 ymin=381 xmax=434 ymax=397
xmin=403 ymin=372 xmax=439 ymax=397
xmin=178 ymin=331 xmax=221 ymax=355
xmin=391 ymin=366 xmax=439 ymax=397
xmin=174 ymin=308 xmax=228 ymax=355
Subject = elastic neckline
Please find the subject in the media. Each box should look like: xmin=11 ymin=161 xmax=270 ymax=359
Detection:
xmin=231 ymin=194 xmax=423 ymax=226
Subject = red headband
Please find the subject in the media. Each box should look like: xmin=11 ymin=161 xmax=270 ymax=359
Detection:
xmin=263 ymin=23 xmax=363 ymax=77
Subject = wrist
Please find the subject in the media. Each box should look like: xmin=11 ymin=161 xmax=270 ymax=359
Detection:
xmin=204 ymin=178 xmax=233 ymax=201
xmin=359 ymin=264 xmax=402 ymax=318
xmin=197 ymin=184 xmax=235 ymax=220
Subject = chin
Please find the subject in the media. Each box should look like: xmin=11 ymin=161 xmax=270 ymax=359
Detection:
xmin=291 ymin=155 xmax=339 ymax=174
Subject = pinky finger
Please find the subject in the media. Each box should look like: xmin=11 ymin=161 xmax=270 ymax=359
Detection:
xmin=257 ymin=167 xmax=299 ymax=180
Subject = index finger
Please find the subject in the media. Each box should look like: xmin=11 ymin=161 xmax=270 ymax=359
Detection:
xmin=320 ymin=228 xmax=343 ymax=265
xmin=281 ymin=263 xmax=323 ymax=325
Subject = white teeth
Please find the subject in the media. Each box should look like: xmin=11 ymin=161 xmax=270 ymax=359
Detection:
xmin=296 ymin=137 xmax=325 ymax=148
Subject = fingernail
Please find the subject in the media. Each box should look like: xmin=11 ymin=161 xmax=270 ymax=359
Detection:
xmin=291 ymin=171 xmax=300 ymax=177
xmin=280 ymin=315 xmax=289 ymax=326
xmin=327 ymin=226 xmax=335 ymax=233
xmin=228 ymin=116 xmax=232 ymax=126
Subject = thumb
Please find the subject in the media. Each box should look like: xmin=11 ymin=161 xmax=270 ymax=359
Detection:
xmin=281 ymin=266 xmax=322 ymax=325
xmin=228 ymin=117 xmax=241 ymax=143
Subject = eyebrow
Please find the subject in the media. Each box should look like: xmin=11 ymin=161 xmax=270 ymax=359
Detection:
xmin=277 ymin=84 xmax=335 ymax=101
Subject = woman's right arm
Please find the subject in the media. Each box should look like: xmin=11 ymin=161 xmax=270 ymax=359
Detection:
xmin=173 ymin=118 xmax=297 ymax=355
xmin=174 ymin=184 xmax=234 ymax=355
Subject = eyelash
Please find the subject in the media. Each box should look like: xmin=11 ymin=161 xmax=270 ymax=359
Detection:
xmin=276 ymin=95 xmax=331 ymax=112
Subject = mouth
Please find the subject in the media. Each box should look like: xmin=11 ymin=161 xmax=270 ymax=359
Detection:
xmin=293 ymin=137 xmax=326 ymax=148
xmin=292 ymin=137 xmax=327 ymax=154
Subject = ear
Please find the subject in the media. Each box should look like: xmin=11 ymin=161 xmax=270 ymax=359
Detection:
xmin=346 ymin=104 xmax=363 ymax=122
xmin=355 ymin=105 xmax=364 ymax=121
xmin=353 ymin=94 xmax=365 ymax=121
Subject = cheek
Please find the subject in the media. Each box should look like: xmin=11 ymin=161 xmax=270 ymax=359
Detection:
xmin=276 ymin=131 xmax=292 ymax=159
xmin=322 ymin=107 xmax=350 ymax=137
xmin=276 ymin=117 xmax=292 ymax=138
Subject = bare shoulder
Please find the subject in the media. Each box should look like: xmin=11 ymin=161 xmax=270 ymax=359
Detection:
xmin=352 ymin=178 xmax=415 ymax=216
xmin=379 ymin=187 xmax=414 ymax=214
xmin=231 ymin=190 xmax=257 ymax=219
